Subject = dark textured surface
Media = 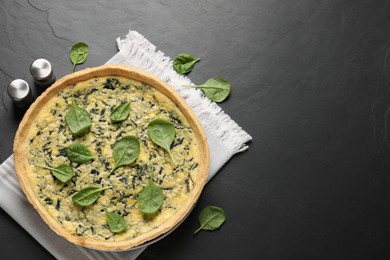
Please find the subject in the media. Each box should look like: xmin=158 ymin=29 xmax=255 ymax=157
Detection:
xmin=2 ymin=0 xmax=390 ymax=259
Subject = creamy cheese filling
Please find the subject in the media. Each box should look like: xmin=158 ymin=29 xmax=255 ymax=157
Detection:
xmin=26 ymin=76 xmax=201 ymax=241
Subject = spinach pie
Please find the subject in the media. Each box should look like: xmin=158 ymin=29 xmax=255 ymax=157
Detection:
xmin=14 ymin=65 xmax=209 ymax=250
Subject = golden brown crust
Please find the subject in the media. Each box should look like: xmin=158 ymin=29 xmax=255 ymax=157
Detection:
xmin=13 ymin=65 xmax=209 ymax=251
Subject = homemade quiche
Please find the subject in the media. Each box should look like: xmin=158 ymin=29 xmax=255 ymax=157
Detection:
xmin=14 ymin=65 xmax=209 ymax=250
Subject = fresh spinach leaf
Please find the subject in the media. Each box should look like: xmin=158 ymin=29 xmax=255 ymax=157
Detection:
xmin=138 ymin=178 xmax=164 ymax=215
xmin=194 ymin=206 xmax=226 ymax=234
xmin=147 ymin=119 xmax=176 ymax=162
xmin=66 ymin=143 xmax=93 ymax=164
xmin=72 ymin=186 xmax=112 ymax=207
xmin=173 ymin=53 xmax=201 ymax=75
xmin=110 ymin=136 xmax=140 ymax=175
xmin=184 ymin=78 xmax=231 ymax=102
xmin=110 ymin=102 xmax=130 ymax=123
xmin=35 ymin=164 xmax=74 ymax=183
xmin=65 ymin=98 xmax=91 ymax=135
xmin=104 ymin=209 xmax=127 ymax=233
xmin=70 ymin=42 xmax=89 ymax=72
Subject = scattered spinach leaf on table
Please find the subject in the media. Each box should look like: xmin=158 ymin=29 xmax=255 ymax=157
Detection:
xmin=173 ymin=53 xmax=201 ymax=75
xmin=194 ymin=206 xmax=226 ymax=234
xmin=184 ymin=78 xmax=231 ymax=102
xmin=70 ymin=42 xmax=89 ymax=72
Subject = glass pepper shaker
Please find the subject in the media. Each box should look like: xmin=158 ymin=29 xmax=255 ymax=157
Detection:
xmin=30 ymin=58 xmax=56 ymax=89
xmin=7 ymin=79 xmax=34 ymax=108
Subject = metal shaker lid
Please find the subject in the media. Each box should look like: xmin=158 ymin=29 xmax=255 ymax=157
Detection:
xmin=7 ymin=79 xmax=30 ymax=101
xmin=30 ymin=58 xmax=53 ymax=81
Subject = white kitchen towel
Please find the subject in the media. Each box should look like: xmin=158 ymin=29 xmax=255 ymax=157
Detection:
xmin=0 ymin=30 xmax=252 ymax=260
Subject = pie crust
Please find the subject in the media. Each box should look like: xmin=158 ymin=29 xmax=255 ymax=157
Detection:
xmin=13 ymin=65 xmax=209 ymax=250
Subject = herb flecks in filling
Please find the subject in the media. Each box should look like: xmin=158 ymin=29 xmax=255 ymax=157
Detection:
xmin=27 ymin=76 xmax=201 ymax=242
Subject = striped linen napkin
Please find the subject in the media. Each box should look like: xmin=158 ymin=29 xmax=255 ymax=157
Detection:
xmin=0 ymin=30 xmax=251 ymax=260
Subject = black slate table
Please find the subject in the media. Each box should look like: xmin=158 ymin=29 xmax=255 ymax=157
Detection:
xmin=2 ymin=0 xmax=390 ymax=259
